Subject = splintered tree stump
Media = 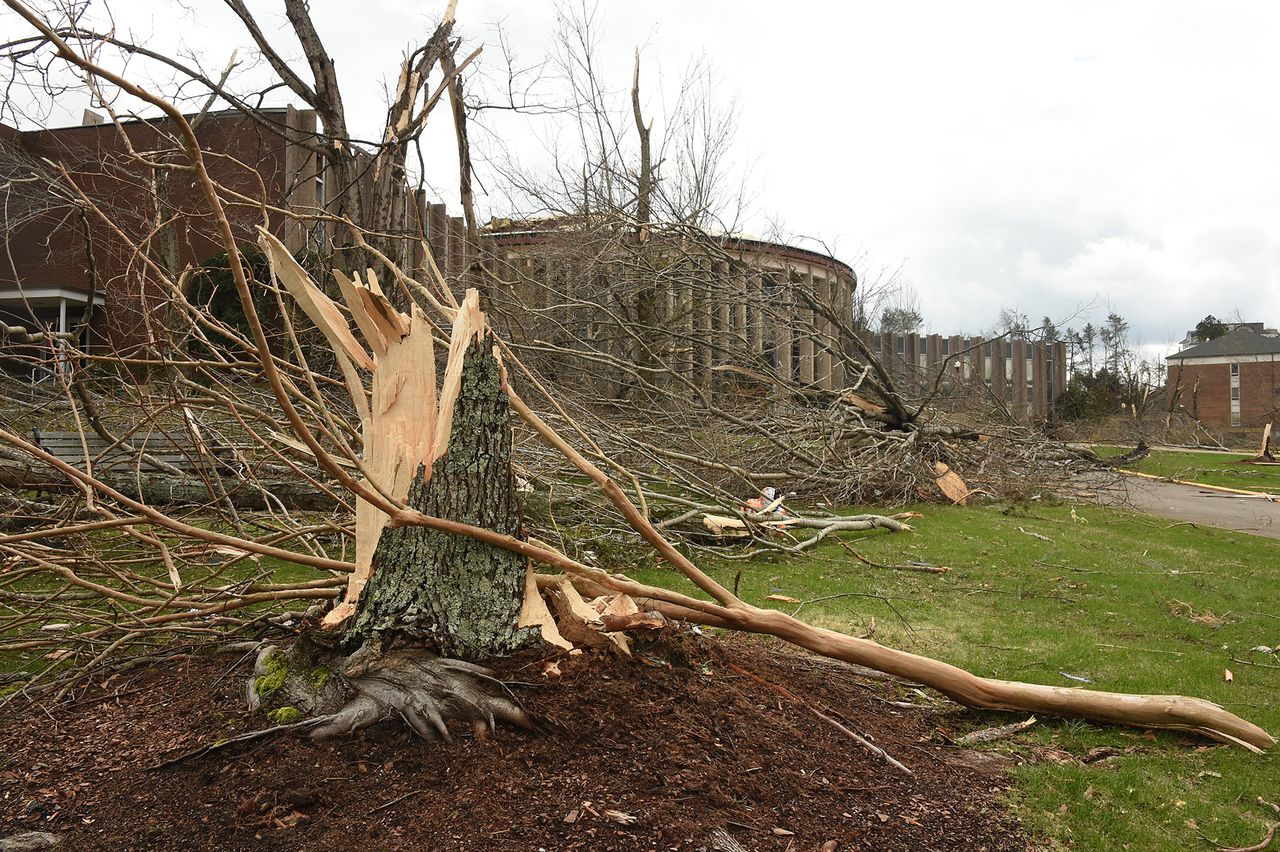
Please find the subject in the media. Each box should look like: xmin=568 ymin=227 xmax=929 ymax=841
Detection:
xmin=245 ymin=335 xmax=534 ymax=739
xmin=345 ymin=341 xmax=533 ymax=660
xmin=250 ymin=238 xmax=539 ymax=740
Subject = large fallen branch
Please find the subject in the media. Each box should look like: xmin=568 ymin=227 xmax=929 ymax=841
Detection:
xmin=253 ymin=233 xmax=1272 ymax=750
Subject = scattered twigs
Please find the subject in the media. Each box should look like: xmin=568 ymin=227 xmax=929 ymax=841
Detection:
xmin=370 ymin=788 xmax=432 ymax=815
xmin=954 ymin=716 xmax=1038 ymax=746
xmin=725 ymin=661 xmax=913 ymax=776
xmin=150 ymin=713 xmax=340 ymax=769
xmin=1198 ymin=797 xmax=1280 ymax=852
xmin=837 ymin=541 xmax=950 ymax=574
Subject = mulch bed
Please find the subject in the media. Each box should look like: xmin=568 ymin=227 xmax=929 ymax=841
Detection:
xmin=0 ymin=631 xmax=1027 ymax=850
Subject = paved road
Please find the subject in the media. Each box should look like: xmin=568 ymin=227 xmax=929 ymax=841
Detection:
xmin=1086 ymin=474 xmax=1280 ymax=540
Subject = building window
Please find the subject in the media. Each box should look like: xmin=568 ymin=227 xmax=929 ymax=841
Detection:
xmin=1230 ymin=362 xmax=1242 ymax=425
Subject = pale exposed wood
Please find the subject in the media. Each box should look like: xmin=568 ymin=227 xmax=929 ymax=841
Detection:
xmin=258 ymin=229 xmax=373 ymax=371
xmin=933 ymin=461 xmax=970 ymax=505
xmin=336 ymin=350 xmax=371 ymax=428
xmin=324 ymin=304 xmax=439 ymax=628
xmin=954 ymin=716 xmax=1038 ymax=745
xmin=334 ymin=269 xmax=391 ymax=359
xmin=363 ymin=270 xmax=411 ymax=333
xmin=548 ymin=577 xmax=630 ymax=655
xmin=703 ymin=514 xmax=749 ymax=537
xmin=1247 ymin=423 xmax=1275 ymax=464
xmin=518 ymin=566 xmax=572 ymax=650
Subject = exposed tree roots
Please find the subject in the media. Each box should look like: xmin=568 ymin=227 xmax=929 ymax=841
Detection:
xmin=247 ymin=642 xmax=531 ymax=743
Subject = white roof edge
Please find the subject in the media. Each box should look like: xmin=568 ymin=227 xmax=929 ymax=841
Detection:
xmin=0 ymin=287 xmax=105 ymax=305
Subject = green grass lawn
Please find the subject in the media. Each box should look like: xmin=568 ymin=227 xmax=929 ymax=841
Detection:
xmin=633 ymin=501 xmax=1280 ymax=850
xmin=1095 ymin=445 xmax=1280 ymax=493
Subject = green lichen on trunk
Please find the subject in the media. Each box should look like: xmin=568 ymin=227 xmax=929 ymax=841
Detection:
xmin=346 ymin=338 xmax=533 ymax=661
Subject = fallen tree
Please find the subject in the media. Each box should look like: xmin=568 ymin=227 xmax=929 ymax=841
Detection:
xmin=0 ymin=0 xmax=1270 ymax=756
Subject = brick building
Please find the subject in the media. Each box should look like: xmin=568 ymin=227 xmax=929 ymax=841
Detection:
xmin=486 ymin=221 xmax=858 ymax=396
xmin=868 ymin=332 xmax=1067 ymax=421
xmin=1167 ymin=325 xmax=1280 ymax=428
xmin=485 ymin=221 xmax=1065 ymax=421
xmin=0 ymin=106 xmax=324 ymax=362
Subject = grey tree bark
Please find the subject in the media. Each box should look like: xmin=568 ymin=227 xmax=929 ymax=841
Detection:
xmin=345 ymin=338 xmax=533 ymax=661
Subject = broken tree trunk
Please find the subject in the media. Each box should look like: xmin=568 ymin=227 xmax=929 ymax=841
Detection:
xmin=345 ymin=339 xmax=532 ymax=659
xmin=262 ymin=229 xmax=535 ymax=660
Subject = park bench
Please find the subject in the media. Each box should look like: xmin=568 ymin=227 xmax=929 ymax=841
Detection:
xmin=28 ymin=429 xmax=245 ymax=475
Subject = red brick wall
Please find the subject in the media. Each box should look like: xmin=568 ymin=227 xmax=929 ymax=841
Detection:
xmin=2 ymin=109 xmax=316 ymax=354
xmin=1168 ymin=358 xmax=1280 ymax=428
xmin=1241 ymin=359 xmax=1280 ymax=426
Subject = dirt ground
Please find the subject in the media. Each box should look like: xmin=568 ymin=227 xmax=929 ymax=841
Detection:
xmin=0 ymin=632 xmax=1026 ymax=851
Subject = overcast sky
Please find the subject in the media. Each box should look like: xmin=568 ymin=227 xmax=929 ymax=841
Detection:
xmin=5 ymin=0 xmax=1279 ymax=353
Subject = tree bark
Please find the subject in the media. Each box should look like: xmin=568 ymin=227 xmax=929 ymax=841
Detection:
xmin=345 ymin=340 xmax=532 ymax=660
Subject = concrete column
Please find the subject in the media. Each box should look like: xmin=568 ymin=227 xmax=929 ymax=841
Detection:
xmin=831 ymin=274 xmax=847 ymax=388
xmin=697 ymin=260 xmax=713 ymax=390
xmin=679 ymin=277 xmax=694 ymax=377
xmin=925 ymin=334 xmax=941 ymax=385
xmin=428 ymin=204 xmax=448 ymax=274
xmin=816 ymin=272 xmax=833 ymax=389
xmin=734 ymin=268 xmax=748 ymax=354
xmin=990 ymin=338 xmax=1006 ymax=403
xmin=799 ymin=268 xmax=815 ymax=386
xmin=1033 ymin=341 xmax=1049 ymax=418
xmin=905 ymin=334 xmax=920 ymax=390
xmin=447 ymin=216 xmax=466 ymax=283
xmin=749 ymin=272 xmax=764 ymax=358
xmin=717 ymin=260 xmax=732 ymax=361
xmin=1053 ymin=341 xmax=1068 ymax=412
xmin=409 ymin=190 xmax=428 ymax=273
xmin=521 ymin=256 xmax=539 ymax=309
xmin=882 ymin=332 xmax=897 ymax=378
xmin=772 ymin=274 xmax=792 ymax=381
xmin=1011 ymin=339 xmax=1028 ymax=420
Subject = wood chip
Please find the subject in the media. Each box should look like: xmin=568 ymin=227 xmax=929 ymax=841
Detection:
xmin=932 ymin=461 xmax=969 ymax=505
xmin=954 ymin=716 xmax=1038 ymax=746
xmin=603 ymin=809 xmax=637 ymax=825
